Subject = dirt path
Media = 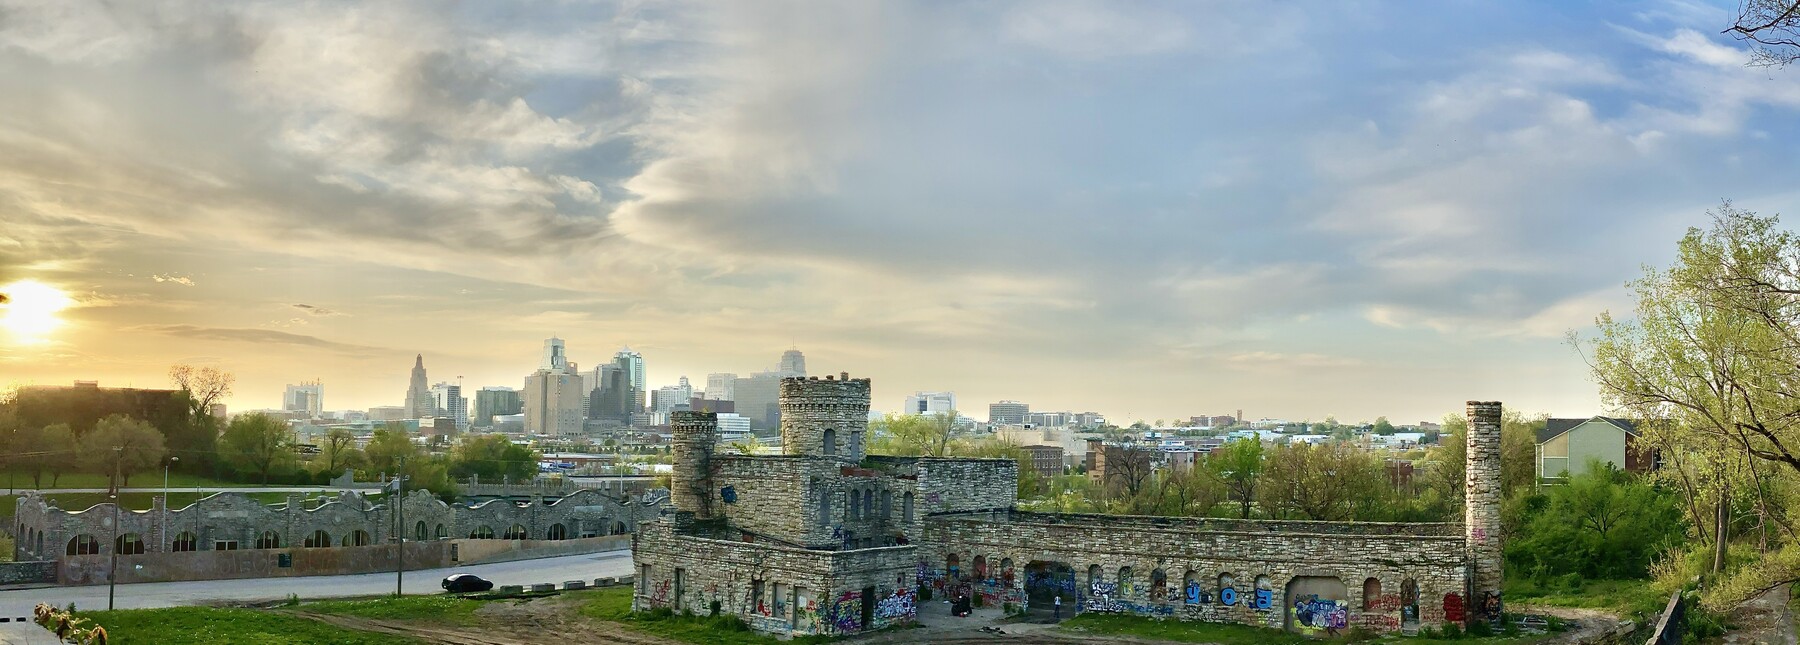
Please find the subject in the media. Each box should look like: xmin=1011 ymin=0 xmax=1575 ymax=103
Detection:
xmin=1723 ymin=584 xmax=1797 ymax=645
xmin=1508 ymin=605 xmax=1625 ymax=645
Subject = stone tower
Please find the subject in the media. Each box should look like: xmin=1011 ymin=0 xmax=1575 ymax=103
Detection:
xmin=671 ymin=411 xmax=718 ymax=520
xmin=1465 ymin=401 xmax=1504 ymax=627
xmin=779 ymin=374 xmax=871 ymax=461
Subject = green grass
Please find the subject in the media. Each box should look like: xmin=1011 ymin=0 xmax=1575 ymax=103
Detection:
xmin=576 ymin=586 xmax=833 ymax=645
xmin=1 ymin=490 xmax=296 ymax=513
xmin=1504 ymin=576 xmax=1667 ymax=616
xmin=302 ymin=595 xmax=484 ymax=625
xmin=1058 ymin=614 xmax=1540 ymax=644
xmin=0 ymin=469 xmax=247 ymax=490
xmin=73 ymin=606 xmax=419 ymax=644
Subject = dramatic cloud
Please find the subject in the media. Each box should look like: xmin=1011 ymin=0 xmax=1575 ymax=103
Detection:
xmin=0 ymin=0 xmax=1795 ymax=422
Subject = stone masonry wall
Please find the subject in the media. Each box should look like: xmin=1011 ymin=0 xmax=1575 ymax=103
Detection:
xmin=0 ymin=561 xmax=56 ymax=585
xmin=779 ymin=376 xmax=871 ymax=462
xmin=921 ymin=511 xmax=1469 ymax=634
xmin=632 ymin=521 xmax=918 ymax=636
xmin=1465 ymin=401 xmax=1505 ymax=627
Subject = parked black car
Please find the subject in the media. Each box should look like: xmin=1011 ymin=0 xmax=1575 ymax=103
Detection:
xmin=442 ymin=573 xmax=494 ymax=593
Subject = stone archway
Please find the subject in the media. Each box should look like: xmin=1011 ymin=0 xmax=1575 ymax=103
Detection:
xmin=1284 ymin=576 xmax=1349 ymax=634
xmin=1022 ymin=561 xmax=1075 ymax=607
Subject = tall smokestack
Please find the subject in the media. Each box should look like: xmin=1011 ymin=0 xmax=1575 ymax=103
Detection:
xmin=1464 ymin=401 xmax=1503 ymax=628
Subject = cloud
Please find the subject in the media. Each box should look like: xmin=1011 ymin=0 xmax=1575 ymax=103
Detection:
xmin=291 ymin=304 xmax=344 ymax=317
xmin=151 ymin=274 xmax=194 ymax=286
xmin=132 ymin=325 xmax=384 ymax=354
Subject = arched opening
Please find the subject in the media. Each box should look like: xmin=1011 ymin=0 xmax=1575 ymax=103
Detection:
xmin=1218 ymin=573 xmax=1238 ymax=606
xmin=504 ymin=524 xmax=528 ymax=540
xmin=817 ymin=484 xmax=831 ymax=527
xmin=171 ymin=531 xmax=198 ymax=552
xmin=435 ymin=524 xmax=447 ymax=540
xmin=415 ymin=521 xmax=428 ymax=542
xmin=1183 ymin=570 xmax=1202 ymax=605
xmin=256 ymin=531 xmax=281 ymax=549
xmin=1150 ymin=568 xmax=1168 ymax=601
xmin=946 ymin=554 xmax=960 ymax=580
xmin=470 ymin=525 xmax=495 ymax=539
xmin=1284 ymin=575 xmax=1349 ymax=633
xmin=66 ymin=534 xmax=100 ymax=556
xmin=612 ymin=521 xmax=627 ymax=535
xmin=822 ymin=429 xmax=837 ymax=455
xmin=882 ymin=491 xmax=893 ymax=518
xmin=305 ymin=530 xmax=331 ymax=548
xmin=1254 ymin=574 xmax=1273 ymax=610
xmin=1400 ymin=578 xmax=1420 ymax=629
xmin=902 ymin=492 xmax=914 ymax=521
xmin=1118 ymin=566 xmax=1134 ymax=597
xmin=973 ymin=555 xmax=987 ymax=580
xmin=115 ymin=533 xmax=145 ymax=555
xmin=1088 ymin=564 xmax=1103 ymax=586
xmin=548 ymin=523 xmax=568 ymax=540
xmin=343 ymin=530 xmax=370 ymax=546
xmin=1363 ymin=577 xmax=1382 ymax=611
xmin=1022 ymin=561 xmax=1074 ymax=606
xmin=863 ymin=490 xmax=874 ymax=519
xmin=849 ymin=489 xmax=861 ymax=520
xmin=1000 ymin=558 xmax=1015 ymax=585
xmin=35 ymin=531 xmax=43 ymax=555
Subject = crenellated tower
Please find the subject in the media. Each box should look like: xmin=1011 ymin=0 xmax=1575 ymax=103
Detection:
xmin=779 ymin=373 xmax=871 ymax=461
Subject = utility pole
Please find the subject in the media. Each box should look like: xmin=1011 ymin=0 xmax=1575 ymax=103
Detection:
xmin=162 ymin=456 xmax=179 ymax=552
xmin=107 ymin=445 xmax=121 ymax=611
xmin=395 ymin=453 xmax=406 ymax=597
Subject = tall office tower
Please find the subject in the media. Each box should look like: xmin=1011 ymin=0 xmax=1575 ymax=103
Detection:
xmin=904 ymin=391 xmax=957 ymax=415
xmin=524 ymin=366 xmax=585 ymax=436
xmin=676 ymin=376 xmax=693 ymax=402
xmin=706 ymin=373 xmax=737 ymax=401
xmin=589 ymin=365 xmax=631 ymax=423
xmin=284 ymin=380 xmax=324 ymax=418
xmin=614 ymin=347 xmax=646 ymax=412
xmin=732 ymin=372 xmax=786 ymax=430
xmin=779 ymin=349 xmax=806 ymax=376
xmin=404 ymin=355 xmax=436 ymax=419
xmin=430 ymin=382 xmax=469 ymax=430
xmin=541 ymin=337 xmax=569 ymax=370
xmin=473 ymin=386 xmax=521 ymax=427
xmin=988 ymin=400 xmax=1029 ymax=425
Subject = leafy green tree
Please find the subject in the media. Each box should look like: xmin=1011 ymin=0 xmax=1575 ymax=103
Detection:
xmin=1256 ymin=441 xmax=1388 ymax=521
xmin=364 ymin=424 xmax=417 ymax=476
xmin=38 ymin=423 xmax=77 ymax=487
xmin=220 ymin=413 xmax=294 ymax=484
xmin=869 ymin=412 xmax=956 ymax=456
xmin=80 ymin=415 xmax=167 ymax=492
xmin=1506 ymin=460 xmax=1685 ymax=579
xmin=449 ymin=434 xmax=539 ymax=482
xmin=1211 ymin=438 xmax=1264 ymax=519
xmin=1372 ymin=417 xmax=1395 ymax=435
xmin=319 ymin=427 xmax=364 ymax=475
xmin=167 ymin=364 xmax=233 ymax=473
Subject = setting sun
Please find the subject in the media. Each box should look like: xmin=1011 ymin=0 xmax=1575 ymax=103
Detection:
xmin=0 ymin=279 xmax=73 ymax=342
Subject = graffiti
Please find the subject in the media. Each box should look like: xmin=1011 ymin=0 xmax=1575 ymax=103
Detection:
xmin=1471 ymin=527 xmax=1487 ymax=542
xmin=1081 ymin=582 xmax=1173 ymax=617
xmin=1184 ymin=581 xmax=1213 ymax=605
xmin=876 ymin=589 xmax=916 ymax=620
xmin=794 ymin=594 xmax=818 ymax=630
xmin=1360 ymin=614 xmax=1401 ymax=630
xmin=1253 ymin=588 xmax=1273 ymax=611
xmin=1442 ymin=592 xmax=1465 ymax=623
xmin=1291 ymin=595 xmax=1348 ymax=630
xmin=719 ymin=485 xmax=737 ymax=504
xmin=1220 ymin=586 xmax=1238 ymax=606
xmin=648 ymin=580 xmax=672 ymax=607
xmin=925 ymin=492 xmax=941 ymax=504
xmin=1482 ymin=592 xmax=1502 ymax=626
xmin=820 ymin=591 xmax=862 ymax=634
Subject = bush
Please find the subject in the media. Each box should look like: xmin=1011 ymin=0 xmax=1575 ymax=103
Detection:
xmin=1440 ymin=622 xmax=1462 ymax=639
xmin=918 ymin=586 xmax=932 ymax=602
xmin=1467 ymin=618 xmax=1493 ymax=637
xmin=972 ymin=594 xmax=984 ymax=608
xmin=1505 ymin=462 xmax=1686 ymax=580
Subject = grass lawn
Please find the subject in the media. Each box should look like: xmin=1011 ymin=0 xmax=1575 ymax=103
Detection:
xmin=0 ymin=469 xmax=248 ymax=491
xmin=1504 ymin=577 xmax=1668 ymax=617
xmin=1 ymin=490 xmax=297 ymax=513
xmin=302 ymin=595 xmax=484 ymax=625
xmin=73 ymin=606 xmax=419 ymax=644
xmin=1057 ymin=613 xmax=1542 ymax=644
xmin=576 ymin=586 xmax=834 ymax=645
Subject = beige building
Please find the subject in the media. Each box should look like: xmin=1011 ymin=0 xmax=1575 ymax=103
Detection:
xmin=524 ymin=367 xmax=586 ymax=436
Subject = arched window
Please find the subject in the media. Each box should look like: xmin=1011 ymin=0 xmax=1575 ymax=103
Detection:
xmin=435 ymin=524 xmax=447 ymax=540
xmin=1150 ymin=568 xmax=1168 ymax=600
xmin=946 ymin=554 xmax=960 ymax=579
xmin=850 ymin=430 xmax=863 ymax=455
xmin=612 ymin=521 xmax=627 ymax=535
xmin=548 ymin=523 xmax=568 ymax=540
xmin=343 ymin=530 xmax=370 ymax=547
xmin=849 ymin=489 xmax=862 ymax=520
xmin=1183 ymin=570 xmax=1201 ymax=605
xmin=1118 ymin=567 xmax=1134 ymax=596
xmin=470 ymin=525 xmax=495 ymax=539
xmin=415 ymin=521 xmax=428 ymax=542
xmin=66 ymin=534 xmax=100 ymax=556
xmin=823 ymin=429 xmax=837 ymax=455
xmin=974 ymin=555 xmax=987 ymax=580
xmin=304 ymin=530 xmax=331 ymax=548
xmin=863 ymin=490 xmax=874 ymax=520
xmin=902 ymin=492 xmax=915 ymax=522
xmin=818 ymin=486 xmax=832 ymax=527
xmin=882 ymin=491 xmax=893 ymax=518
xmin=172 ymin=531 xmax=198 ymax=552
xmin=35 ymin=531 xmax=43 ymax=555
xmin=1088 ymin=564 xmax=1103 ymax=586
xmin=256 ymin=531 xmax=281 ymax=549
xmin=1363 ymin=577 xmax=1382 ymax=611
xmin=1000 ymin=558 xmax=1015 ymax=585
xmin=115 ymin=533 xmax=145 ymax=555
xmin=504 ymin=524 xmax=528 ymax=540
xmin=1218 ymin=573 xmax=1238 ymax=606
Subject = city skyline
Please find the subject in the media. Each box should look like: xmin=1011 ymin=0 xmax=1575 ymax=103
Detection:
xmin=4 ymin=2 xmax=1798 ymax=425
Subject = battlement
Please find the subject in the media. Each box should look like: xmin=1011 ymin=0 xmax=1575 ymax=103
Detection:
xmin=780 ymin=373 xmax=872 ymax=461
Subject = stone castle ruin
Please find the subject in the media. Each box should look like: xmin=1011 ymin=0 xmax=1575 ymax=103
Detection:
xmin=633 ymin=375 xmax=1506 ymax=638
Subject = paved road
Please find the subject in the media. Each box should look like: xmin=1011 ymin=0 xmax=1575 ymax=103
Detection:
xmin=0 ymin=550 xmax=635 ymax=618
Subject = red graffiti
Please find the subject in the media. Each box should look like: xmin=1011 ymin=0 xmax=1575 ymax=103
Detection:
xmin=1442 ymin=593 xmax=1465 ymax=623
xmin=1368 ymin=594 xmax=1403 ymax=612
xmin=1360 ymin=614 xmax=1400 ymax=630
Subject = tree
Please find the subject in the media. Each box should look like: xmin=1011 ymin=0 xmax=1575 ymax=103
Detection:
xmin=220 ymin=413 xmax=293 ymax=484
xmin=869 ymin=412 xmax=956 ymax=457
xmin=1100 ymin=443 xmax=1156 ymax=499
xmin=1729 ymin=0 xmax=1800 ymax=67
xmin=1256 ymin=442 xmax=1388 ymax=521
xmin=80 ymin=415 xmax=167 ymax=493
xmin=449 ymin=434 xmax=539 ymax=482
xmin=1372 ymin=416 xmax=1395 ymax=435
xmin=38 ymin=424 xmax=77 ymax=487
xmin=365 ymin=424 xmax=418 ymax=476
xmin=320 ymin=428 xmax=364 ymax=475
xmin=1506 ymin=461 xmax=1686 ymax=580
xmin=1211 ymin=438 xmax=1264 ymax=519
xmin=168 ymin=364 xmax=234 ymax=473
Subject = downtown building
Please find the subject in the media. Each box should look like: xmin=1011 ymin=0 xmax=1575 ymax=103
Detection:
xmin=473 ymin=387 xmax=522 ymax=428
xmin=987 ymin=400 xmax=1028 ymax=425
xmin=283 ymin=380 xmax=324 ymax=419
xmin=524 ymin=338 xmax=586 ymax=436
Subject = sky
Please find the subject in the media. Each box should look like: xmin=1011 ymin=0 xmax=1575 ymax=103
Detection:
xmin=1 ymin=0 xmax=1798 ymax=425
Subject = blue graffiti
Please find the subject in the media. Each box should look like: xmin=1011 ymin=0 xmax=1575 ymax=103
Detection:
xmin=1292 ymin=594 xmax=1348 ymax=630
xmin=719 ymin=485 xmax=737 ymax=504
xmin=1254 ymin=588 xmax=1273 ymax=611
xmin=1220 ymin=587 xmax=1238 ymax=606
xmin=1185 ymin=581 xmax=1210 ymax=605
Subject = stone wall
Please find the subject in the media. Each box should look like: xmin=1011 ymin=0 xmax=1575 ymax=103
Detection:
xmin=779 ymin=376 xmax=871 ymax=462
xmin=0 ymin=561 xmax=56 ymax=585
xmin=633 ymin=521 xmax=917 ymax=636
xmin=1465 ymin=401 xmax=1504 ymax=626
xmin=920 ymin=511 xmax=1469 ymax=634
xmin=58 ymin=535 xmax=629 ymax=585
xmin=14 ymin=487 xmax=657 ymax=563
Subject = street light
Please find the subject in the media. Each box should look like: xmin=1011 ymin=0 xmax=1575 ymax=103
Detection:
xmin=107 ymin=445 xmax=121 ymax=612
xmin=162 ymin=456 xmax=179 ymax=551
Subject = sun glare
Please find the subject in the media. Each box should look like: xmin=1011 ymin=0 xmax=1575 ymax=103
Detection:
xmin=0 ymin=280 xmax=74 ymax=343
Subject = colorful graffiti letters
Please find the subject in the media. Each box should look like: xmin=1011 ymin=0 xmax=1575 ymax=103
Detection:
xmin=1253 ymin=588 xmax=1273 ymax=611
xmin=1292 ymin=595 xmax=1348 ymax=630
xmin=1220 ymin=587 xmax=1238 ymax=606
xmin=1442 ymin=592 xmax=1465 ymax=623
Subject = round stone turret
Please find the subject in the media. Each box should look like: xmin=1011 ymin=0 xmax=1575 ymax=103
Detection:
xmin=779 ymin=374 xmax=871 ymax=461
xmin=1465 ymin=400 xmax=1503 ymax=628
xmin=671 ymin=411 xmax=718 ymax=519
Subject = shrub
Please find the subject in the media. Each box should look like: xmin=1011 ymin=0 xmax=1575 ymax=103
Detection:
xmin=1468 ymin=618 xmax=1493 ymax=637
xmin=1441 ymin=622 xmax=1463 ymax=639
xmin=972 ymin=594 xmax=984 ymax=608
xmin=918 ymin=586 xmax=932 ymax=602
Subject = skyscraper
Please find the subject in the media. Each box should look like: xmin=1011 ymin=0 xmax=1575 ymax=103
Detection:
xmin=780 ymin=349 xmax=806 ymax=376
xmin=473 ymin=386 xmax=522 ymax=427
xmin=988 ymin=400 xmax=1029 ymax=425
xmin=614 ymin=347 xmax=645 ymax=413
xmin=541 ymin=337 xmax=569 ymax=370
xmin=431 ymin=382 xmax=469 ymax=430
xmin=284 ymin=380 xmax=323 ymax=418
xmin=403 ymin=355 xmax=435 ymax=419
xmin=524 ymin=368 xmax=585 ymax=436
xmin=705 ymin=373 xmax=737 ymax=401
xmin=905 ymin=391 xmax=957 ymax=416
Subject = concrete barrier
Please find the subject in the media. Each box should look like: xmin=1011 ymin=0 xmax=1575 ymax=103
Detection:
xmin=594 ymin=576 xmax=615 ymax=587
xmin=500 ymin=585 xmax=524 ymax=594
xmin=530 ymin=583 xmax=555 ymax=593
xmin=0 ymin=561 xmax=57 ymax=585
xmin=563 ymin=580 xmax=586 ymax=590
